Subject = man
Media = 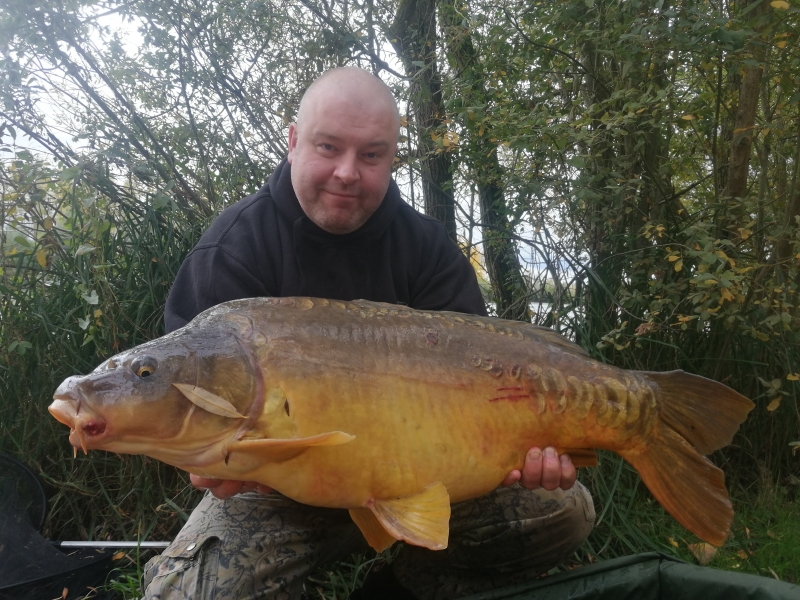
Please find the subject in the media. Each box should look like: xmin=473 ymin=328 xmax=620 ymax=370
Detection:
xmin=144 ymin=67 xmax=594 ymax=600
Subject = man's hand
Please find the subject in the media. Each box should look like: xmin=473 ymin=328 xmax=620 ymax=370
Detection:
xmin=501 ymin=447 xmax=576 ymax=491
xmin=189 ymin=474 xmax=273 ymax=499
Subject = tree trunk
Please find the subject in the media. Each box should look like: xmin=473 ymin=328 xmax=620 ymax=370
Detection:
xmin=776 ymin=113 xmax=800 ymax=273
xmin=439 ymin=0 xmax=528 ymax=321
xmin=722 ymin=0 xmax=771 ymax=217
xmin=389 ymin=0 xmax=457 ymax=241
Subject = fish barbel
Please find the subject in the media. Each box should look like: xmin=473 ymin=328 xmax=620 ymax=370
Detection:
xmin=49 ymin=297 xmax=753 ymax=551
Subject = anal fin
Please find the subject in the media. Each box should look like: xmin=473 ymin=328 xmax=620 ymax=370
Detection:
xmin=367 ymin=482 xmax=450 ymax=551
xmin=349 ymin=507 xmax=398 ymax=552
xmin=557 ymin=448 xmax=599 ymax=467
xmin=228 ymin=431 xmax=355 ymax=463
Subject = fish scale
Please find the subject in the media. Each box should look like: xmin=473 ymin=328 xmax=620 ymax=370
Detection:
xmin=50 ymin=297 xmax=754 ymax=551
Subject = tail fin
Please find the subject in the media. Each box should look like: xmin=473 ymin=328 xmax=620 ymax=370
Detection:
xmin=645 ymin=371 xmax=754 ymax=454
xmin=622 ymin=371 xmax=753 ymax=546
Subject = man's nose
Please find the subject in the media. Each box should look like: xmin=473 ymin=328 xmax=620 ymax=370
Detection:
xmin=333 ymin=153 xmax=360 ymax=185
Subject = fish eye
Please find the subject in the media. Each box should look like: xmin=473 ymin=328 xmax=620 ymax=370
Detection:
xmin=131 ymin=356 xmax=158 ymax=378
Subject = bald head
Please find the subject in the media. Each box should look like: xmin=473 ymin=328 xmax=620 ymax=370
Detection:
xmin=287 ymin=67 xmax=400 ymax=234
xmin=296 ymin=67 xmax=400 ymax=135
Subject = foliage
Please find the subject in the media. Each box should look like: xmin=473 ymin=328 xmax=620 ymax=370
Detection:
xmin=0 ymin=153 xmax=201 ymax=540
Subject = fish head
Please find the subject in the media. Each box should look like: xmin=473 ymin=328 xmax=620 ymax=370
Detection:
xmin=49 ymin=310 xmax=260 ymax=467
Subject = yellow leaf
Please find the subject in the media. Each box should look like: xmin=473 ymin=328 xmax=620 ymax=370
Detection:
xmin=400 ymin=116 xmax=408 ymax=127
xmin=443 ymin=131 xmax=459 ymax=147
xmin=720 ymin=288 xmax=735 ymax=303
xmin=681 ymin=114 xmax=695 ymax=120
xmin=776 ymin=41 xmax=788 ymax=48
xmin=36 ymin=249 xmax=47 ymax=268
xmin=668 ymin=537 xmax=679 ymax=548
xmin=674 ymin=259 xmax=683 ymax=272
xmin=770 ymin=1 xmax=790 ymax=9
xmin=767 ymin=398 xmax=781 ymax=412
xmin=739 ymin=228 xmax=752 ymax=240
xmin=93 ymin=309 xmax=103 ymax=318
xmin=43 ymin=217 xmax=53 ymax=230
xmin=688 ymin=542 xmax=717 ymax=566
xmin=668 ymin=254 xmax=680 ymax=262
xmin=112 ymin=551 xmax=126 ymax=560
xmin=787 ymin=373 xmax=800 ymax=381
xmin=736 ymin=549 xmax=749 ymax=560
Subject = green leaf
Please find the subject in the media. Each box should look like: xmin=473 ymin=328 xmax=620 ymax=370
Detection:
xmin=13 ymin=235 xmax=32 ymax=248
xmin=58 ymin=166 xmax=81 ymax=181
xmin=75 ymin=244 xmax=96 ymax=257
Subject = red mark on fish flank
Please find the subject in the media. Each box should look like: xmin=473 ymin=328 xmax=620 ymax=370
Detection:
xmin=497 ymin=387 xmax=523 ymax=392
xmin=489 ymin=394 xmax=531 ymax=403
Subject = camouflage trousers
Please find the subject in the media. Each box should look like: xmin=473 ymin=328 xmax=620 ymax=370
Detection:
xmin=142 ymin=483 xmax=594 ymax=600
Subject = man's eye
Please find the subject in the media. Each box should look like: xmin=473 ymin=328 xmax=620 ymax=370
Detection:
xmin=319 ymin=143 xmax=335 ymax=152
xmin=364 ymin=152 xmax=381 ymax=160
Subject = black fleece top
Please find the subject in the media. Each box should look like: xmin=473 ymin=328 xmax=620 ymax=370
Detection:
xmin=164 ymin=159 xmax=487 ymax=332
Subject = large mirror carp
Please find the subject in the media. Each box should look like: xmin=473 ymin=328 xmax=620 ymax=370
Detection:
xmin=50 ymin=297 xmax=754 ymax=551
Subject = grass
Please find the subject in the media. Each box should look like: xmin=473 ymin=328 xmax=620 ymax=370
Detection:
xmin=576 ymin=453 xmax=800 ymax=585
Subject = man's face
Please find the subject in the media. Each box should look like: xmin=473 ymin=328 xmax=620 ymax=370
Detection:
xmin=288 ymin=92 xmax=398 ymax=234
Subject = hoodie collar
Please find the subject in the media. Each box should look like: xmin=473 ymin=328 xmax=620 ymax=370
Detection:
xmin=268 ymin=157 xmax=402 ymax=243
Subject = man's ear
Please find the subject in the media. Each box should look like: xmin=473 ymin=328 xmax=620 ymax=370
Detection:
xmin=287 ymin=122 xmax=298 ymax=164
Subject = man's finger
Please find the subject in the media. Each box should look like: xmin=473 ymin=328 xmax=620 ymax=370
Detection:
xmin=519 ymin=447 xmax=544 ymax=490
xmin=559 ymin=454 xmax=577 ymax=490
xmin=189 ymin=474 xmax=246 ymax=499
xmin=500 ymin=470 xmax=522 ymax=487
xmin=189 ymin=474 xmax=222 ymax=490
xmin=539 ymin=447 xmax=562 ymax=491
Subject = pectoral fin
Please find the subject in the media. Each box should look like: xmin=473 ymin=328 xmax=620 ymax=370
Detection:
xmin=366 ymin=482 xmax=450 ymax=550
xmin=228 ymin=431 xmax=355 ymax=462
xmin=557 ymin=448 xmax=599 ymax=467
xmin=173 ymin=383 xmax=245 ymax=419
xmin=349 ymin=507 xmax=399 ymax=552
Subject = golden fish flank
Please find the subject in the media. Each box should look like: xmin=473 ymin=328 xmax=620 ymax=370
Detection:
xmin=50 ymin=297 xmax=754 ymax=552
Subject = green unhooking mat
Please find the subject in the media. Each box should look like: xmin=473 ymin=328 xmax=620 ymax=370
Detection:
xmin=460 ymin=552 xmax=800 ymax=600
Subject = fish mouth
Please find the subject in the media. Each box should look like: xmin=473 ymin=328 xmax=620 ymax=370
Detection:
xmin=49 ymin=386 xmax=108 ymax=455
